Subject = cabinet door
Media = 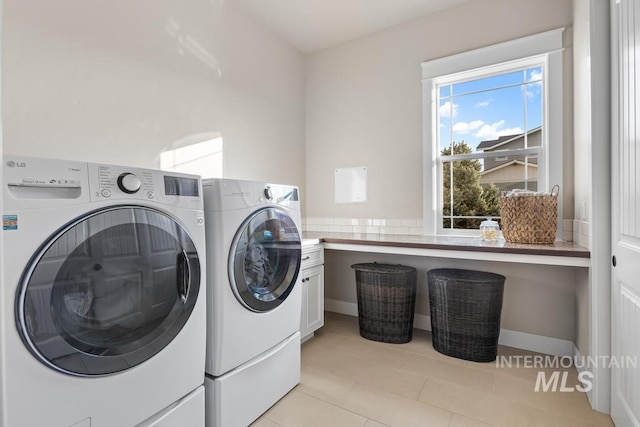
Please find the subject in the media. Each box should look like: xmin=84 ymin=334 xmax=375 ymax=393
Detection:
xmin=300 ymin=265 xmax=324 ymax=340
xmin=301 ymin=244 xmax=324 ymax=269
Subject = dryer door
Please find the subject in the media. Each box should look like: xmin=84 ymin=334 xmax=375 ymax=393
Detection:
xmin=16 ymin=206 xmax=201 ymax=376
xmin=229 ymin=207 xmax=301 ymax=312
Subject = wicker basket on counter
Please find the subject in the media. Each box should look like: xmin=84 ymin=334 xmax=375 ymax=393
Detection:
xmin=500 ymin=185 xmax=559 ymax=244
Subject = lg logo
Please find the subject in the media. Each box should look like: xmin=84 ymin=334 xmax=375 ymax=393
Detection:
xmin=6 ymin=161 xmax=26 ymax=167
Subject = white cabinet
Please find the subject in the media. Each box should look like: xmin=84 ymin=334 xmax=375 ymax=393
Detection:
xmin=300 ymin=243 xmax=324 ymax=343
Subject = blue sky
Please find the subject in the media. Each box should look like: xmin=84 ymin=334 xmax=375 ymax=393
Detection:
xmin=439 ymin=67 xmax=543 ymax=152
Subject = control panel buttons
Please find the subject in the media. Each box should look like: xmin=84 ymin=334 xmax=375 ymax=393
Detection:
xmin=117 ymin=173 xmax=142 ymax=194
xmin=147 ymin=191 xmax=155 ymax=199
xmin=101 ymin=189 xmax=112 ymax=198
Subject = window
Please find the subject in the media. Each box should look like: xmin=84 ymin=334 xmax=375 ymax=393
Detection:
xmin=438 ymin=61 xmax=544 ymax=230
xmin=422 ymin=29 xmax=564 ymax=236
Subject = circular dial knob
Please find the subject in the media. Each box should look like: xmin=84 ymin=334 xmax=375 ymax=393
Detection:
xmin=117 ymin=173 xmax=142 ymax=194
xmin=264 ymin=186 xmax=274 ymax=200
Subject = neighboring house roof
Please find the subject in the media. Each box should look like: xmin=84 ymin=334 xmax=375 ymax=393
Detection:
xmin=476 ymin=134 xmax=520 ymax=150
xmin=480 ymin=159 xmax=538 ymax=176
xmin=476 ymin=126 xmax=542 ymax=151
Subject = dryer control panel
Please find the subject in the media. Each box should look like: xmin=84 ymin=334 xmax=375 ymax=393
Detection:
xmin=202 ymin=178 xmax=299 ymax=212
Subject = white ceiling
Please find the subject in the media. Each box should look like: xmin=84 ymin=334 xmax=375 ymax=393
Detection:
xmin=234 ymin=0 xmax=469 ymax=54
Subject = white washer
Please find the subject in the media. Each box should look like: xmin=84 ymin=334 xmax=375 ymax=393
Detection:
xmin=1 ymin=156 xmax=207 ymax=427
xmin=202 ymin=178 xmax=302 ymax=427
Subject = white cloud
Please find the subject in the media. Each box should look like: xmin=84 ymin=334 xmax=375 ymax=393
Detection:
xmin=526 ymin=69 xmax=542 ymax=98
xmin=526 ymin=87 xmax=541 ymax=98
xmin=528 ymin=69 xmax=542 ymax=82
xmin=439 ymin=101 xmax=459 ymax=119
xmin=475 ymin=100 xmax=491 ymax=108
xmin=453 ymin=120 xmax=484 ymax=134
xmin=474 ymin=120 xmax=523 ymax=140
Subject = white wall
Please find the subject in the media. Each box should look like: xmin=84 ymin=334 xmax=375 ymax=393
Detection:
xmin=305 ymin=0 xmax=574 ymax=220
xmin=2 ymin=0 xmax=306 ymax=195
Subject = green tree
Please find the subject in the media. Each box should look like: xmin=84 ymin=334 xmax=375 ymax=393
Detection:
xmin=480 ymin=183 xmax=501 ymax=217
xmin=442 ymin=141 xmax=500 ymax=229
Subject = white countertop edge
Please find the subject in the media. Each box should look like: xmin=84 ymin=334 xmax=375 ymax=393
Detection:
xmin=301 ymin=238 xmax=321 ymax=246
xmin=322 ymin=242 xmax=590 ymax=268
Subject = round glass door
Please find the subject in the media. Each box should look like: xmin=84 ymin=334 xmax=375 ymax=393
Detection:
xmin=229 ymin=207 xmax=301 ymax=312
xmin=16 ymin=206 xmax=201 ymax=377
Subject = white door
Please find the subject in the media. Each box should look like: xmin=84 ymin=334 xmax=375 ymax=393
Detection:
xmin=611 ymin=0 xmax=640 ymax=425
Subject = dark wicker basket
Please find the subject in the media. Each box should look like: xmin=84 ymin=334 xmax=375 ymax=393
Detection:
xmin=351 ymin=263 xmax=417 ymax=344
xmin=428 ymin=268 xmax=505 ymax=362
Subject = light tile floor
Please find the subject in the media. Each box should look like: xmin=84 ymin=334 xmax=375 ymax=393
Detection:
xmin=253 ymin=312 xmax=614 ymax=427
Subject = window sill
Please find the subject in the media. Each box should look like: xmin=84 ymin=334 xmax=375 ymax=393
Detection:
xmin=303 ymin=231 xmax=589 ymax=267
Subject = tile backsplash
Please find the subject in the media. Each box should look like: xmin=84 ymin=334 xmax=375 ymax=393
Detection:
xmin=573 ymin=220 xmax=590 ymax=249
xmin=303 ymin=217 xmax=424 ymax=236
xmin=562 ymin=219 xmax=574 ymax=243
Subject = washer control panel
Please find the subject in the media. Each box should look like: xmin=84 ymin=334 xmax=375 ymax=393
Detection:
xmin=93 ymin=165 xmax=154 ymax=200
xmin=88 ymin=163 xmax=202 ymax=208
xmin=2 ymin=156 xmax=203 ymax=210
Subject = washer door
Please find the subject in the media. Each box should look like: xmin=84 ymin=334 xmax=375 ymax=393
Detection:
xmin=229 ymin=207 xmax=301 ymax=312
xmin=16 ymin=206 xmax=201 ymax=376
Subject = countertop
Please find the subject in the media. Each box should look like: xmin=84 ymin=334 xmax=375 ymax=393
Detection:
xmin=303 ymin=231 xmax=590 ymax=259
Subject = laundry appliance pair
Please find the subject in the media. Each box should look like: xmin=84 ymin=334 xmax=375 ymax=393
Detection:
xmin=0 ymin=157 xmax=303 ymax=427
xmin=1 ymin=156 xmax=206 ymax=427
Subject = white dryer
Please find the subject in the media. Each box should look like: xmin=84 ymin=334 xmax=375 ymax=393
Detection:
xmin=1 ymin=156 xmax=207 ymax=427
xmin=202 ymin=179 xmax=302 ymax=427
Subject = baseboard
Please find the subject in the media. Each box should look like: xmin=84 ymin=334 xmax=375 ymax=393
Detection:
xmin=574 ymin=344 xmax=594 ymax=406
xmin=325 ymin=299 xmax=359 ymax=317
xmin=325 ymin=299 xmax=574 ymax=357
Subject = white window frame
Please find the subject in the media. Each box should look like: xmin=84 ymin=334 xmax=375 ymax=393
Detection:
xmin=421 ymin=28 xmax=564 ymax=237
xmin=437 ymin=57 xmax=546 ymax=234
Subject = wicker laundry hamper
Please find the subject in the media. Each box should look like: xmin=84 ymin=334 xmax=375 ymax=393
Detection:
xmin=351 ymin=263 xmax=417 ymax=344
xmin=428 ymin=268 xmax=505 ymax=362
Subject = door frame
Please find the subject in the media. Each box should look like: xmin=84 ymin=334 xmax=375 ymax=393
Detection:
xmin=580 ymin=0 xmax=613 ymax=414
